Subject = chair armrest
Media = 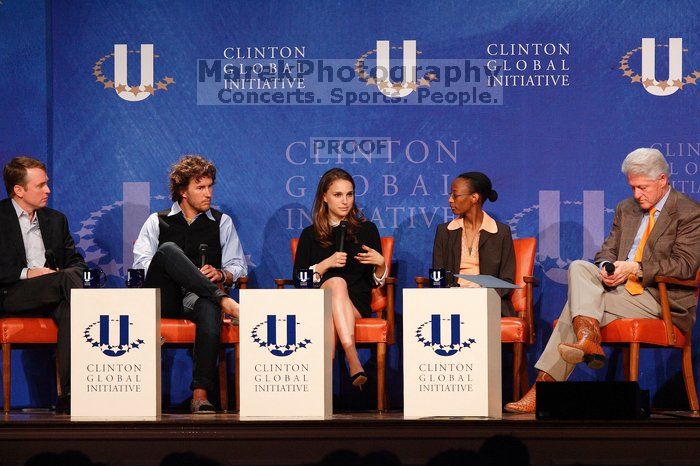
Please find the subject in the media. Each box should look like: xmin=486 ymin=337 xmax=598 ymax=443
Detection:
xmin=274 ymin=278 xmax=294 ymax=289
xmin=414 ymin=277 xmax=429 ymax=288
xmin=523 ymin=276 xmax=539 ymax=286
xmin=654 ymin=276 xmax=700 ymax=288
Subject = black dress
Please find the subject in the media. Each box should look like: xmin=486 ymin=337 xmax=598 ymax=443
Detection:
xmin=294 ymin=220 xmax=383 ymax=317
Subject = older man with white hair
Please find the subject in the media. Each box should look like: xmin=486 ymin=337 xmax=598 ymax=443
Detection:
xmin=506 ymin=148 xmax=700 ymax=413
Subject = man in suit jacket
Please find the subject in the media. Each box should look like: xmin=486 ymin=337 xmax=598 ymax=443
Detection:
xmin=506 ymin=148 xmax=700 ymax=413
xmin=0 ymin=157 xmax=85 ymax=413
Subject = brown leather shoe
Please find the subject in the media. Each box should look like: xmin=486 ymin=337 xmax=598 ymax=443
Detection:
xmin=558 ymin=316 xmax=606 ymax=369
xmin=504 ymin=371 xmax=555 ymax=414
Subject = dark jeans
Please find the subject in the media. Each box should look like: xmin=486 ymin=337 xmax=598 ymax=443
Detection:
xmin=1 ymin=267 xmax=83 ymax=395
xmin=144 ymin=242 xmax=226 ymax=394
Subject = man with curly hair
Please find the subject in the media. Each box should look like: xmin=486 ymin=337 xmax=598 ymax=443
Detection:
xmin=133 ymin=155 xmax=247 ymax=414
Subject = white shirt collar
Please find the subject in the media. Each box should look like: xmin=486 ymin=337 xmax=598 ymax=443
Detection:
xmin=652 ymin=188 xmax=670 ymax=213
xmin=169 ymin=202 xmax=215 ymax=222
xmin=11 ymin=198 xmax=37 ymax=222
xmin=446 ymin=210 xmax=498 ymax=233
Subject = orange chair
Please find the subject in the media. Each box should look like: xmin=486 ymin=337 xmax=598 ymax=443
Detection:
xmin=600 ymin=272 xmax=699 ymax=412
xmin=1 ymin=317 xmax=61 ymax=413
xmin=415 ymin=237 xmax=538 ymax=400
xmin=160 ymin=277 xmax=247 ymax=412
xmin=275 ymin=237 xmax=396 ymax=411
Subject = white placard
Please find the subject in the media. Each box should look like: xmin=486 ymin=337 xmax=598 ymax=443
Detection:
xmin=239 ymin=289 xmax=332 ymax=418
xmin=71 ymin=289 xmax=161 ymax=419
xmin=403 ymin=288 xmax=502 ymax=418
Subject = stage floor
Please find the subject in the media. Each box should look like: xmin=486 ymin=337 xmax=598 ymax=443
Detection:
xmin=2 ymin=411 xmax=700 ymax=465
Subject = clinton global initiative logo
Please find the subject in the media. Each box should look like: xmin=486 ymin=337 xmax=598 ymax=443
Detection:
xmin=92 ymin=44 xmax=174 ymax=101
xmin=416 ymin=314 xmax=476 ymax=357
xmin=355 ymin=40 xmax=438 ymax=98
xmin=84 ymin=315 xmax=144 ymax=357
xmin=619 ymin=38 xmax=699 ymax=96
xmin=251 ymin=315 xmax=311 ymax=357
xmin=508 ymin=191 xmax=614 ymax=285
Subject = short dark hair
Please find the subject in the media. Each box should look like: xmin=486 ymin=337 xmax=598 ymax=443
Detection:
xmin=3 ymin=156 xmax=47 ymax=198
xmin=168 ymin=155 xmax=217 ymax=202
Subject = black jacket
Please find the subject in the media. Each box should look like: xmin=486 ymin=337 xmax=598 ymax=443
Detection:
xmin=432 ymin=218 xmax=516 ymax=316
xmin=0 ymin=197 xmax=86 ymax=291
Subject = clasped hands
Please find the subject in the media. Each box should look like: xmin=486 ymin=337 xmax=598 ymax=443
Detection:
xmin=600 ymin=260 xmax=640 ymax=287
xmin=319 ymin=245 xmax=384 ymax=273
xmin=27 ymin=267 xmax=57 ymax=278
xmin=200 ymin=264 xmax=225 ymax=283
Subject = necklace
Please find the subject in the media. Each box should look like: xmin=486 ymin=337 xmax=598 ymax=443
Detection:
xmin=462 ymin=226 xmax=479 ymax=256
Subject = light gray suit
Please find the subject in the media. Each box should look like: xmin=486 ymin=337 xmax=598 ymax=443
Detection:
xmin=535 ymin=188 xmax=700 ymax=380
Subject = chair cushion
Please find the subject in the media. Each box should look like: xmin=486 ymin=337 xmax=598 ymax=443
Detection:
xmin=0 ymin=317 xmax=57 ymax=344
xmin=160 ymin=318 xmax=239 ymax=344
xmin=355 ymin=318 xmax=388 ymax=343
xmin=601 ymin=318 xmax=686 ymax=348
xmin=501 ymin=317 xmax=529 ymax=343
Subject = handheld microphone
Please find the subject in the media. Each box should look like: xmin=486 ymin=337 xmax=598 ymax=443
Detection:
xmin=338 ymin=221 xmax=348 ymax=252
xmin=198 ymin=244 xmax=208 ymax=267
xmin=45 ymin=249 xmax=57 ymax=270
xmin=604 ymin=262 xmax=615 ymax=275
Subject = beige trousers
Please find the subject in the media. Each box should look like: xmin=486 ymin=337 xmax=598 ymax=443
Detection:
xmin=534 ymin=260 xmax=661 ymax=381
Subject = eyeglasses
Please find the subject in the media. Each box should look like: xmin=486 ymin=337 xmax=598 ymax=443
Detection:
xmin=448 ymin=192 xmax=473 ymax=200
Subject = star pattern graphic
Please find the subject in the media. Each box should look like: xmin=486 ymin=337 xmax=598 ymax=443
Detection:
xmin=353 ymin=45 xmax=435 ymax=96
xmin=250 ymin=321 xmax=312 ymax=355
xmin=415 ymin=321 xmax=477 ymax=355
xmin=618 ymin=44 xmax=698 ymax=91
xmin=92 ymin=50 xmax=174 ymax=96
xmin=83 ymin=320 xmax=144 ymax=355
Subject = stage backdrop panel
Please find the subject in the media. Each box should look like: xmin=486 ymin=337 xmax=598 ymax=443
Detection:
xmin=1 ymin=0 xmax=699 ymax=409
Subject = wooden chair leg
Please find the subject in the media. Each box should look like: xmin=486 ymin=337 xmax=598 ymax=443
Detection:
xmin=2 ymin=343 xmax=10 ymax=414
xmin=520 ymin=352 xmax=530 ymax=396
xmin=218 ymin=348 xmax=228 ymax=412
xmin=377 ymin=343 xmax=386 ymax=412
xmin=622 ymin=347 xmax=630 ymax=381
xmin=512 ymin=342 xmax=523 ymax=400
xmin=55 ymin=348 xmax=62 ymax=398
xmin=681 ymin=343 xmax=699 ymax=412
xmin=234 ymin=343 xmax=240 ymax=412
xmin=628 ymin=343 xmax=640 ymax=382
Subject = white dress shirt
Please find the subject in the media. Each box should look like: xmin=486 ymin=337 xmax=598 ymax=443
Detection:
xmin=12 ymin=199 xmax=46 ymax=280
xmin=133 ymin=202 xmax=247 ymax=280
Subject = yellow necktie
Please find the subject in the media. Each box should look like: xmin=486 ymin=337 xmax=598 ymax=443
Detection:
xmin=625 ymin=207 xmax=656 ymax=295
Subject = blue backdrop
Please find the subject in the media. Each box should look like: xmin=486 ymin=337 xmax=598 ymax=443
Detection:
xmin=1 ymin=0 xmax=698 ymax=410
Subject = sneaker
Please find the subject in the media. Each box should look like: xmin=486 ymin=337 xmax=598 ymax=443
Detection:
xmin=190 ymin=397 xmax=216 ymax=414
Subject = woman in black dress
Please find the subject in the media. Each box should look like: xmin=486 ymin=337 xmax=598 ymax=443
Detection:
xmin=294 ymin=168 xmax=386 ymax=389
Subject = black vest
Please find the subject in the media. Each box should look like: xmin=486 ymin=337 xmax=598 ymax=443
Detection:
xmin=157 ymin=208 xmax=223 ymax=269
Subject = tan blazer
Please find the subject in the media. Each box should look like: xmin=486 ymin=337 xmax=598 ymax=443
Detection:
xmin=594 ymin=188 xmax=700 ymax=332
xmin=432 ymin=217 xmax=516 ymax=316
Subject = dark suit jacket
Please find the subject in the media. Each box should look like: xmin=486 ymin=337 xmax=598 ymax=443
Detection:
xmin=594 ymin=189 xmax=700 ymax=332
xmin=432 ymin=217 xmax=516 ymax=316
xmin=0 ymin=197 xmax=85 ymax=292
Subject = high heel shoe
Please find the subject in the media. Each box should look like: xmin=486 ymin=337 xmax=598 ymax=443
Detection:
xmin=351 ymin=371 xmax=367 ymax=391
